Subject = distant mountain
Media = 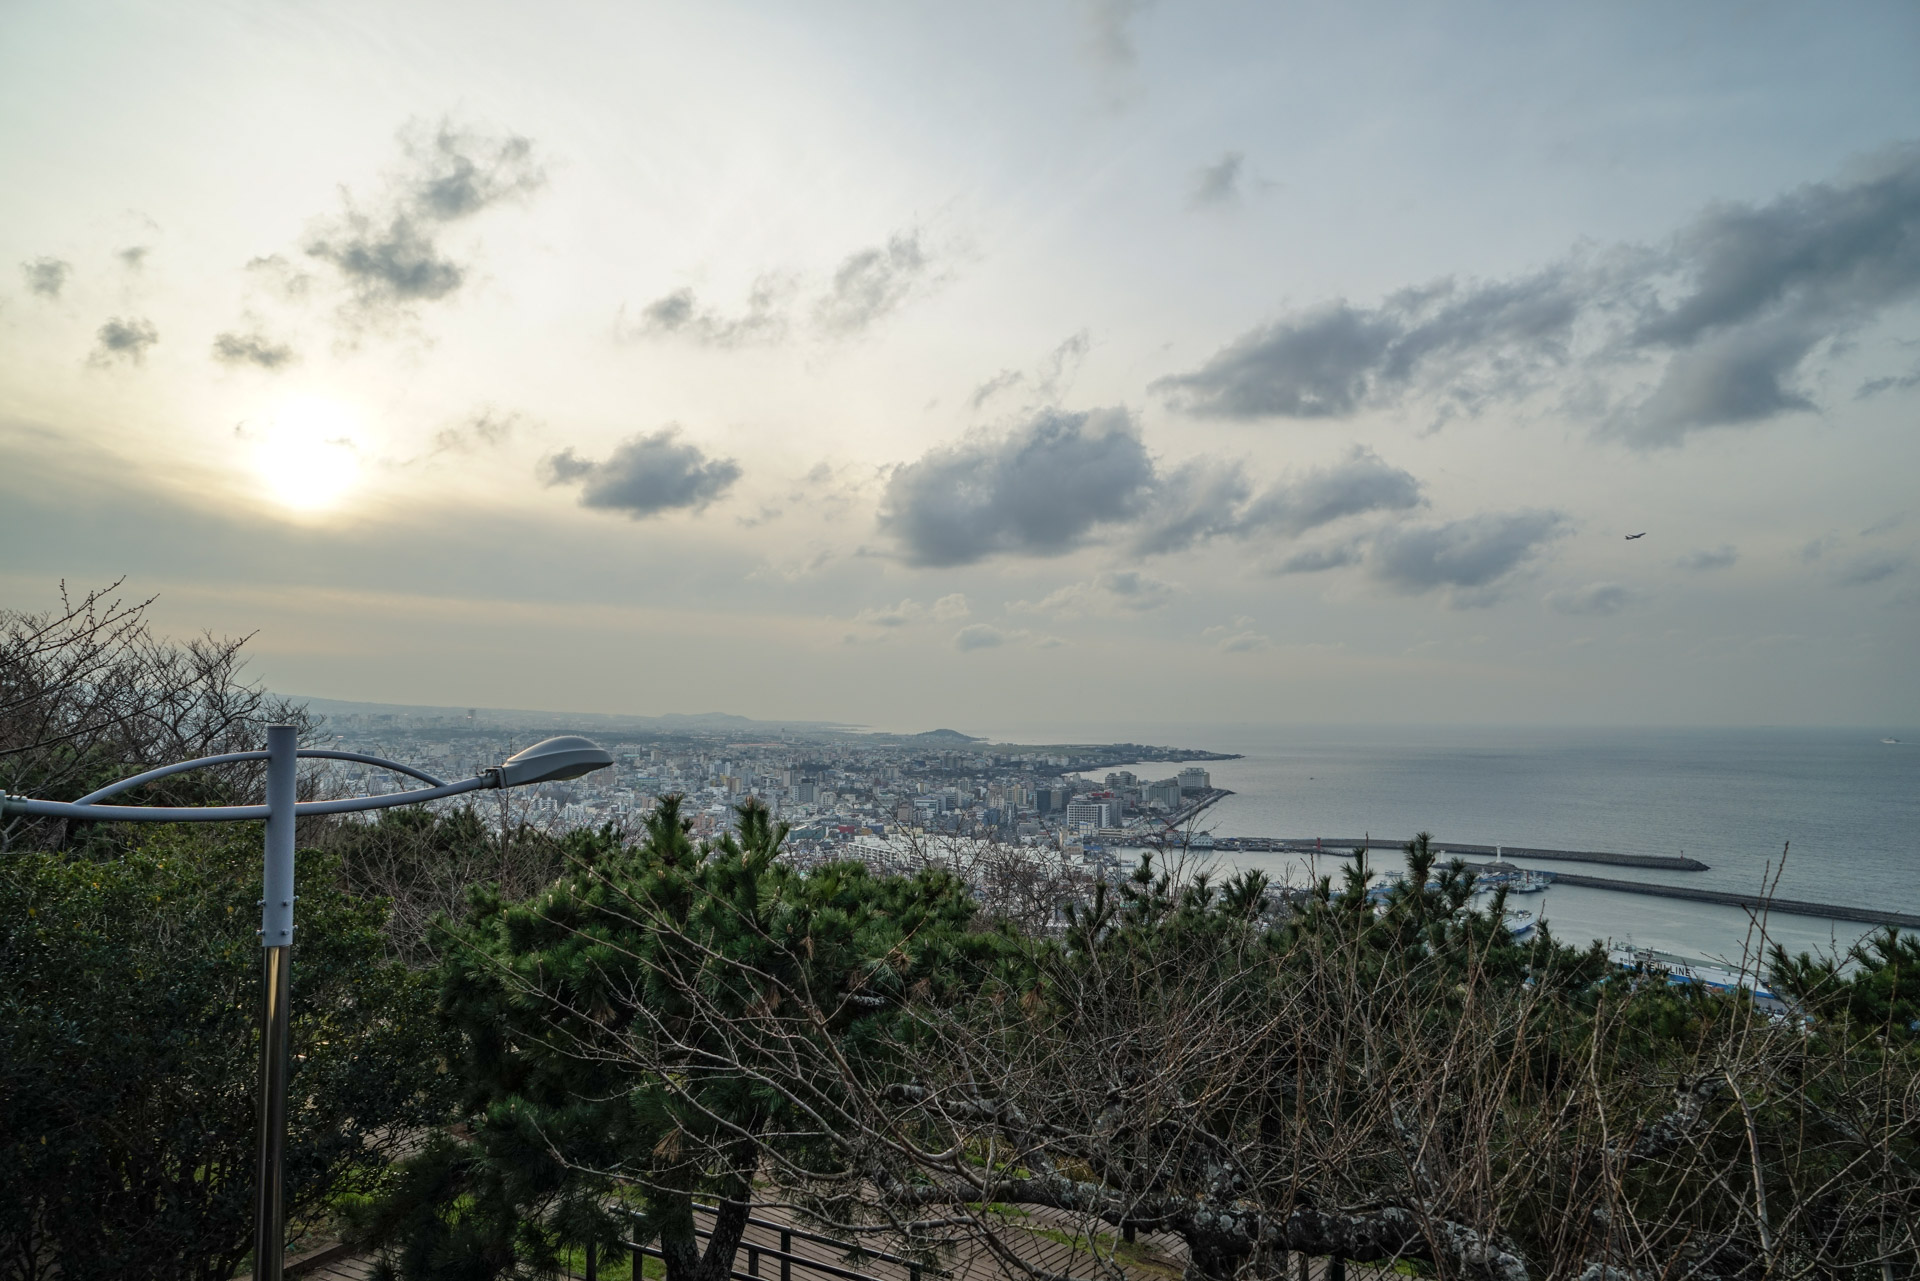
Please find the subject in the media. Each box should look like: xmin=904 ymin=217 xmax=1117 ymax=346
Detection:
xmin=911 ymin=728 xmax=983 ymax=742
xmin=290 ymin=696 xmax=856 ymax=736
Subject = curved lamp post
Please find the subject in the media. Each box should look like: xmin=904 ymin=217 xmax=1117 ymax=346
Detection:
xmin=0 ymin=726 xmax=613 ymax=1281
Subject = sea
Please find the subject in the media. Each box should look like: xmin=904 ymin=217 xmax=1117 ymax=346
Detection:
xmin=994 ymin=723 xmax=1920 ymax=973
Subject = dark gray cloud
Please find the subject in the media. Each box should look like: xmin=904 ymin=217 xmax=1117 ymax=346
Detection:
xmin=1160 ymin=145 xmax=1920 ymax=447
xmin=1544 ymin=581 xmax=1637 ymax=615
xmin=1192 ymin=152 xmax=1244 ymax=206
xmin=1133 ymin=445 xmax=1423 ymax=554
xmin=307 ymin=213 xmax=465 ymax=307
xmin=1370 ymin=510 xmax=1567 ymax=605
xmin=884 ymin=412 xmax=1426 ymax=566
xmin=1858 ymin=360 xmax=1920 ymax=398
xmin=118 ymin=246 xmax=149 ymax=270
xmin=89 ymin=317 xmax=158 ymax=365
xmin=304 ymin=122 xmax=543 ymax=317
xmin=1835 ymin=552 xmax=1909 ymax=586
xmin=624 ymin=277 xmax=791 ymax=346
xmin=405 ymin=125 xmax=545 ymax=220
xmin=1130 ymin=457 xmax=1251 ymax=554
xmin=540 ymin=427 xmax=742 ymax=518
xmin=814 ymin=232 xmax=931 ymax=335
xmin=1156 ymin=273 xmax=1583 ymax=420
xmin=1275 ymin=541 xmax=1365 ymax=574
xmin=22 ymin=257 xmax=70 ymax=297
xmin=878 ymin=408 xmax=1155 ymax=566
xmin=1676 ymin=545 xmax=1739 ymax=571
xmin=212 ymin=328 xmax=296 ymax=370
xmin=1240 ymin=446 xmax=1425 ymax=537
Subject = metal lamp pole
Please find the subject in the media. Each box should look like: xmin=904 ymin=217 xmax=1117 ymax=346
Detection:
xmin=0 ymin=729 xmax=613 ymax=1281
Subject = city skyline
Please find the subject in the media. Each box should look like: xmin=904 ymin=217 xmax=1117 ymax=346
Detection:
xmin=4 ymin=2 xmax=1918 ymax=730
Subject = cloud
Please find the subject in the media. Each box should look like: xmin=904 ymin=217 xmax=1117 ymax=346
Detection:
xmin=404 ymin=124 xmax=545 ymax=219
xmin=1156 ymin=273 xmax=1582 ymax=420
xmin=1130 ymin=456 xmax=1252 ymax=554
xmin=1544 ymin=581 xmax=1638 ymax=615
xmin=1203 ymin=616 xmax=1272 ymax=652
xmin=118 ymin=246 xmax=149 ymax=270
xmin=623 ymin=277 xmax=793 ymax=346
xmin=1676 ymin=545 xmax=1739 ymax=571
xmin=1275 ymin=541 xmax=1365 ymax=574
xmin=883 ymin=410 xmax=1429 ymax=567
xmin=954 ymin=623 xmax=1009 ymax=651
xmin=814 ymin=232 xmax=932 ymax=335
xmin=1010 ymin=569 xmax=1178 ymax=616
xmin=855 ymin=594 xmax=971 ymax=627
xmin=1238 ymin=446 xmax=1425 ymax=538
xmin=1191 ymin=152 xmax=1243 ymax=206
xmin=969 ymin=331 xmax=1091 ymax=412
xmin=1609 ymin=317 xmax=1819 ymax=447
xmin=431 ymin=408 xmax=524 ymax=455
xmin=89 ymin=317 xmax=158 ymax=366
xmin=1369 ymin=510 xmax=1567 ymax=606
xmin=1158 ymin=145 xmax=1920 ymax=447
xmin=304 ymin=121 xmax=543 ymax=319
xmin=21 ymin=257 xmax=70 ymax=297
xmin=1133 ymin=445 xmax=1423 ymax=554
xmin=1858 ymin=361 xmax=1920 ymax=398
xmin=1835 ymin=552 xmax=1910 ymax=586
xmin=878 ymin=408 xmax=1155 ymax=566
xmin=246 ymin=254 xmax=314 ymax=299
xmin=1083 ymin=0 xmax=1151 ymax=68
xmin=211 ymin=327 xmax=296 ymax=369
xmin=540 ymin=427 xmax=741 ymax=518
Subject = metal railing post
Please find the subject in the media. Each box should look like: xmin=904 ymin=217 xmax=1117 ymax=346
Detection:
xmin=781 ymin=1231 xmax=792 ymax=1281
xmin=252 ymin=724 xmax=298 ymax=1281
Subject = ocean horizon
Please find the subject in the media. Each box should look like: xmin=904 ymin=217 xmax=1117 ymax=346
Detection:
xmin=990 ymin=721 xmax=1920 ymax=970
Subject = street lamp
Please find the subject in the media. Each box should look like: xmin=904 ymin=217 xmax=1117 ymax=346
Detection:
xmin=0 ymin=727 xmax=613 ymax=1281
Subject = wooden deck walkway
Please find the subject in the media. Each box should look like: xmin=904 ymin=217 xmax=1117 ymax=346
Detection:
xmin=291 ymin=1199 xmax=1398 ymax=1281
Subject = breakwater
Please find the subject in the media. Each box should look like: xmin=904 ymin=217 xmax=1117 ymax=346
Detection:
xmin=1460 ymin=862 xmax=1920 ymax=931
xmin=1205 ymin=835 xmax=1710 ymax=872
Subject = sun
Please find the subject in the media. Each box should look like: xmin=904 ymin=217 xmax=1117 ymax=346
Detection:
xmin=251 ymin=398 xmax=362 ymax=511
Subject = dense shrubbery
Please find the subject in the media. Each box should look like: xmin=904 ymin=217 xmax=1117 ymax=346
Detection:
xmin=356 ymin=821 xmax=1920 ymax=1281
xmin=0 ymin=827 xmax=455 ymax=1281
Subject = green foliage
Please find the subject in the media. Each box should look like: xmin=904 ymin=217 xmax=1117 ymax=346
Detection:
xmin=0 ymin=826 xmax=456 ymax=1281
xmin=358 ymin=797 xmax=996 ymax=1281
xmin=1771 ymin=926 xmax=1920 ymax=1038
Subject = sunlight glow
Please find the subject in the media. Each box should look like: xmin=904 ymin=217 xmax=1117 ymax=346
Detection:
xmin=251 ymin=398 xmax=362 ymax=511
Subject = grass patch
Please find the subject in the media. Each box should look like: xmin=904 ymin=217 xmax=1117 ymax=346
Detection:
xmin=1021 ymin=1227 xmax=1181 ymax=1279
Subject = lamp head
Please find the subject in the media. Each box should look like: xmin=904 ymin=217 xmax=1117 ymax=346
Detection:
xmin=496 ymin=736 xmax=614 ymax=787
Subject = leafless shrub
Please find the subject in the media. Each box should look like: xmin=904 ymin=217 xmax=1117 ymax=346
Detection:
xmin=497 ymin=836 xmax=1919 ymax=1281
xmin=1 ymin=580 xmax=315 ymax=850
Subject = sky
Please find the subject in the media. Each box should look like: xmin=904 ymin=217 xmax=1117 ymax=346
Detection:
xmin=3 ymin=0 xmax=1918 ymax=735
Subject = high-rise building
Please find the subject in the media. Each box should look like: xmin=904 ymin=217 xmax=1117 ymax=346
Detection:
xmin=1146 ymin=778 xmax=1183 ymax=809
xmin=1177 ymin=767 xmax=1211 ymax=794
